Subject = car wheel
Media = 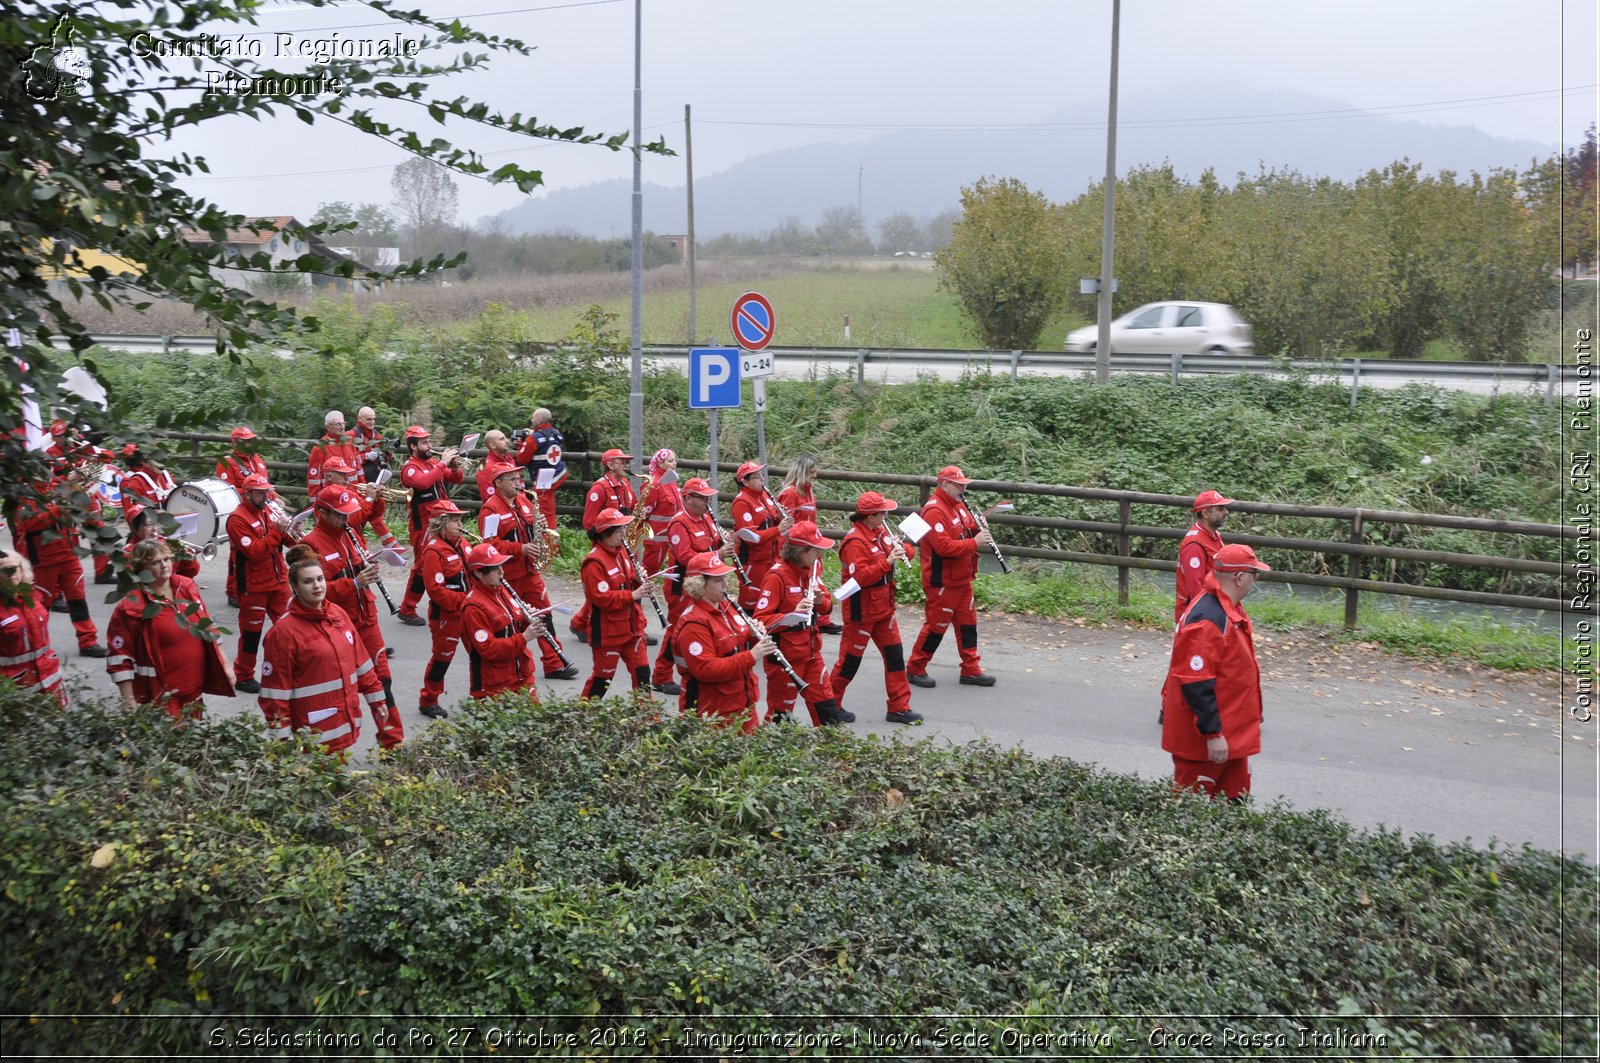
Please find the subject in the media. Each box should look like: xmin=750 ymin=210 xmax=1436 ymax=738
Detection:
xmin=1204 ymin=345 xmax=1228 ymax=356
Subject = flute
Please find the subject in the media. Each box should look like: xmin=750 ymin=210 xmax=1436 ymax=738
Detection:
xmin=501 ymin=579 xmax=575 ymax=671
xmin=728 ymin=598 xmax=808 ymax=693
xmin=345 ymin=526 xmax=399 ymax=615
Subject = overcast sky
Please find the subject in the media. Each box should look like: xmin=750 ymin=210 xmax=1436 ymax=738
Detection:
xmin=159 ymin=0 xmax=1597 ymax=226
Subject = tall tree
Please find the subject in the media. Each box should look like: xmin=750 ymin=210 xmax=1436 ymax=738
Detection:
xmin=812 ymin=205 xmax=873 ymax=257
xmin=310 ymin=201 xmax=399 ymax=246
xmin=935 ymin=177 xmax=1070 ymax=350
xmin=876 ymin=211 xmax=923 ymax=254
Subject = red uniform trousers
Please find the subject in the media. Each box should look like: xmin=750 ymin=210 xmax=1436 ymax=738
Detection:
xmin=1171 ymin=755 xmax=1252 ymax=799
xmin=583 ymin=633 xmax=648 ymax=700
xmin=352 ymin=610 xmax=404 ymax=748
xmin=651 ymin=585 xmax=690 ymax=684
xmin=420 ymin=611 xmax=462 ymax=709
xmin=234 ymin=589 xmax=289 ymax=684
xmin=32 ymin=555 xmax=99 ymax=650
xmin=908 ymin=584 xmax=983 ymax=677
xmin=400 ymin=532 xmax=427 ymax=616
xmin=764 ymin=637 xmax=835 ymax=726
xmin=508 ymin=569 xmax=570 ymax=676
xmin=830 ymin=615 xmax=912 ymax=715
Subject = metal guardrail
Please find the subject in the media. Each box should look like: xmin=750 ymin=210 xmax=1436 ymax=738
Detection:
xmin=150 ymin=432 xmax=1574 ymax=625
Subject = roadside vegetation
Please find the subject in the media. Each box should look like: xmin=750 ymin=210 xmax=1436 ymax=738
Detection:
xmin=3 ymin=689 xmax=1592 ymax=1056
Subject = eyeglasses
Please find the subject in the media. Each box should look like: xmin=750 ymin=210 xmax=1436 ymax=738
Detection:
xmin=0 ymin=565 xmax=19 ymax=578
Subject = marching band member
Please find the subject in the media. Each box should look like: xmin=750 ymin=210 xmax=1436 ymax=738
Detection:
xmin=776 ymin=453 xmax=842 ymax=633
xmin=215 ymin=425 xmax=270 ymax=607
xmin=302 ymin=485 xmax=404 ymax=748
xmin=106 ymin=539 xmax=233 ymax=719
xmin=578 ymin=506 xmax=652 ymax=701
xmin=117 ymin=443 xmax=176 ymax=518
xmin=0 ymin=549 xmax=66 ymax=707
xmin=572 ymin=447 xmax=637 ymax=643
xmin=46 ymin=421 xmax=116 ymax=585
xmin=461 ymin=542 xmax=539 ymax=700
xmin=395 ymin=426 xmax=463 ymax=626
xmin=829 ymin=491 xmax=922 ymax=724
xmin=514 ymin=407 xmax=568 ymax=508
xmin=226 ymin=474 xmax=289 ymax=694
xmin=641 ymin=448 xmax=682 ymax=580
xmin=754 ymin=521 xmax=852 ymax=727
xmin=125 ymin=504 xmax=201 ymax=580
xmin=648 ymin=476 xmax=732 ymax=694
xmin=730 ymin=461 xmax=793 ymax=610
xmin=322 ymin=458 xmax=401 ymax=555
xmin=259 ymin=543 xmax=386 ymax=755
xmin=1176 ymin=489 xmax=1234 ymax=624
xmin=307 ymin=410 xmax=360 ymax=493
xmin=10 ymin=474 xmax=107 ymax=656
xmin=906 ymin=465 xmax=997 ymax=690
xmin=353 ymin=406 xmax=388 ymax=485
xmin=475 ymin=430 xmax=518 ymax=502
xmin=479 ymin=464 xmax=578 ymax=680
xmin=416 ymin=500 xmax=471 ymax=720
xmin=673 ymin=551 xmax=775 ymax=733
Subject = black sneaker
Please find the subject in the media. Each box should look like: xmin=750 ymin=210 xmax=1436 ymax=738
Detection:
xmin=227 ymin=596 xmax=240 ymax=609
xmin=906 ymin=671 xmax=935 ymax=689
xmin=818 ymin=621 xmax=844 ymax=635
xmin=94 ymin=570 xmax=117 ymax=585
xmin=234 ymin=678 xmax=260 ymax=694
xmin=958 ymin=673 xmax=997 ymax=687
xmin=50 ymin=598 xmax=67 ymax=614
xmin=418 ymin=704 xmax=448 ymax=720
xmin=886 ymin=709 xmax=923 ymax=725
xmin=652 ymin=680 xmax=681 ymax=696
xmin=79 ymin=643 xmax=109 ymax=658
xmin=768 ymin=711 xmax=794 ymax=725
xmin=819 ymin=704 xmax=856 ymax=725
xmin=571 ymin=626 xmax=589 ymax=645
xmin=384 ymin=646 xmax=395 ymax=658
xmin=397 ymin=612 xmax=427 ymax=627
xmin=547 ymin=665 xmax=581 ymax=681
xmin=645 ymin=633 xmax=660 ymax=646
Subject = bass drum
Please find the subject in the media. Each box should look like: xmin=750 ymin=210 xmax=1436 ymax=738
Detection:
xmin=164 ymin=478 xmax=240 ymax=544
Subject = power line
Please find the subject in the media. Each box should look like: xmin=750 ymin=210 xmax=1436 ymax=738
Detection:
xmin=218 ymin=0 xmax=625 ymax=38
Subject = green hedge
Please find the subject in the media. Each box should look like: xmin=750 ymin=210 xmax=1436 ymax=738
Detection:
xmin=2 ymin=686 xmax=1593 ymax=1056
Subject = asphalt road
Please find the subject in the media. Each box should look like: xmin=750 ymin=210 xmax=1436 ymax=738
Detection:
xmin=43 ymin=553 xmax=1596 ymax=861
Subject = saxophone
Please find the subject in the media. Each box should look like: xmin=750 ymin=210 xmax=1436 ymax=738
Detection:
xmin=623 ymin=473 xmax=659 ymax=557
xmin=529 ymin=489 xmax=558 ymax=571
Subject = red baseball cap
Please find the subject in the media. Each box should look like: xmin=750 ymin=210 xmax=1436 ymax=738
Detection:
xmin=430 ymin=499 xmax=465 ymax=516
xmin=681 ymin=477 xmax=717 ymax=497
xmin=490 ymin=462 xmax=523 ymax=481
xmin=936 ymin=465 xmax=972 ymax=485
xmin=466 ymin=542 xmax=514 ymax=570
xmin=315 ymin=485 xmax=363 ymax=515
xmin=321 ymin=457 xmax=356 ymax=477
xmin=404 ymin=425 xmax=430 ymax=441
xmin=854 ymin=490 xmax=898 ymax=514
xmin=48 ymin=419 xmax=69 ymax=437
xmin=1193 ymin=489 xmax=1235 ymax=511
xmin=239 ymin=473 xmax=272 ymax=492
xmin=593 ymin=506 xmax=632 ymax=531
xmin=1213 ymin=544 xmax=1270 ymax=572
xmin=230 ymin=425 xmax=256 ymax=442
xmin=786 ymin=520 xmax=834 ymax=550
xmin=735 ymin=461 xmax=764 ymax=482
xmin=687 ymin=551 xmax=736 ymax=577
xmin=602 ymin=448 xmax=632 ymax=463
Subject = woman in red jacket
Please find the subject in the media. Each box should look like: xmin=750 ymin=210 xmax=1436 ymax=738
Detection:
xmin=729 ymin=461 xmax=793 ymax=610
xmin=754 ymin=520 xmax=851 ymax=726
xmin=579 ymin=506 xmax=655 ymax=701
xmin=776 ymin=454 xmax=842 ymax=634
xmin=125 ymin=505 xmax=201 ymax=580
xmin=0 ymin=549 xmax=65 ymax=707
xmin=259 ymin=544 xmax=387 ymax=754
xmin=106 ymin=539 xmax=233 ymax=720
xmin=417 ymin=500 xmax=471 ymax=719
xmin=461 ymin=542 xmax=538 ymax=700
xmin=829 ymin=491 xmax=922 ymax=725
xmin=673 ymin=552 xmax=774 ymax=733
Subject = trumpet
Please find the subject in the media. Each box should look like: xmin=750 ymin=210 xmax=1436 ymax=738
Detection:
xmin=170 ymin=536 xmax=218 ymax=563
xmin=266 ymin=499 xmax=309 ymax=543
xmin=356 ymin=481 xmax=412 ymax=504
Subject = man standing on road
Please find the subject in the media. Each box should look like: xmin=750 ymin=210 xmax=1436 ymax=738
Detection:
xmin=905 ymin=465 xmax=995 ymax=689
xmin=1161 ymin=543 xmax=1268 ymax=801
xmin=1176 ymin=489 xmax=1233 ymax=623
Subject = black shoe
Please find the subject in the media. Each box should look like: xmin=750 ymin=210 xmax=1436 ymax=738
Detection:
xmin=418 ymin=704 xmax=448 ymax=720
xmin=50 ymin=598 xmax=67 ymax=614
xmin=958 ymin=673 xmax=997 ymax=687
xmin=397 ymin=612 xmax=426 ymax=627
xmin=571 ymin=627 xmax=589 ymax=645
xmin=819 ymin=704 xmax=855 ymax=725
xmin=79 ymin=643 xmax=109 ymax=658
xmin=384 ymin=646 xmax=395 ymax=658
xmin=547 ymin=665 xmax=581 ymax=681
xmin=645 ymin=633 xmax=660 ymax=646
xmin=768 ymin=711 xmax=794 ymax=724
xmin=227 ymin=596 xmax=240 ymax=609
xmin=906 ymin=671 xmax=935 ymax=689
xmin=652 ymin=680 xmax=681 ymax=696
xmin=234 ymin=678 xmax=260 ymax=694
xmin=818 ymin=621 xmax=844 ymax=635
xmin=886 ymin=709 xmax=923 ymax=725
xmin=94 ymin=570 xmax=116 ymax=585
xmin=1157 ymin=708 xmax=1164 ymax=726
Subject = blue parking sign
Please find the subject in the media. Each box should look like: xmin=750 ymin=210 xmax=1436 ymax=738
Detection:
xmin=689 ymin=347 xmax=741 ymax=409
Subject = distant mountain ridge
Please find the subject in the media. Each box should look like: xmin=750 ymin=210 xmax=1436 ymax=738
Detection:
xmin=485 ymin=80 xmax=1554 ymax=239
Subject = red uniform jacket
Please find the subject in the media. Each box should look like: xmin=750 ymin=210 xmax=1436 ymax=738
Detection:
xmin=226 ymin=500 xmax=287 ymax=594
xmin=642 ymin=480 xmax=682 ymax=547
xmin=307 ymin=431 xmax=361 ymax=492
xmin=731 ymin=487 xmax=784 ymax=572
xmin=302 ymin=523 xmax=378 ymax=627
xmin=420 ymin=535 xmax=471 ymax=624
xmin=674 ymin=598 xmax=759 ymax=720
xmin=1175 ymin=522 xmax=1224 ymax=622
xmin=479 ymin=491 xmax=545 ymax=586
xmin=754 ymin=559 xmax=833 ymax=662
xmin=475 ymin=455 xmax=519 ymax=504
xmin=105 ymin=576 xmax=232 ymax=705
xmin=583 ymin=474 xmax=637 ymax=531
xmin=401 ymin=456 xmax=464 ymax=534
xmin=349 ymin=491 xmax=398 ymax=549
xmin=1161 ymin=574 xmax=1264 ymax=762
xmin=120 ymin=467 xmax=176 ymax=517
xmin=462 ymin=583 xmax=535 ymax=698
xmin=839 ymin=522 xmax=914 ymax=625
xmin=776 ymin=484 xmax=818 ymax=524
xmin=664 ymin=510 xmax=724 ymax=605
xmin=12 ymin=479 xmax=83 ymax=565
xmin=121 ymin=539 xmax=200 ymax=580
xmin=917 ymin=490 xmax=981 ymax=589
xmin=215 ymin=451 xmax=269 ymax=492
xmin=260 ymin=599 xmax=384 ymax=752
xmin=581 ymin=542 xmax=645 ymax=646
xmin=352 ymin=423 xmax=387 ymax=477
xmin=0 ymin=589 xmax=63 ymax=701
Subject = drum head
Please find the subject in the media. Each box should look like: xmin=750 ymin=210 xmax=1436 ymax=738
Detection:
xmin=164 ymin=478 xmax=240 ymax=543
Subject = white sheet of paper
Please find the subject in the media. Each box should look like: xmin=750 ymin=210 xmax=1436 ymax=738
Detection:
xmin=172 ymin=511 xmax=200 ymax=537
xmin=481 ymin=512 xmax=502 ymax=538
xmin=658 ymin=469 xmax=680 ymax=485
xmin=376 ymin=546 xmax=407 ymax=568
xmin=291 ymin=507 xmax=315 ymax=526
xmin=549 ymin=600 xmax=576 ymax=616
xmin=897 ymin=512 xmax=932 ymax=542
xmin=736 ymin=528 xmax=761 ymax=543
xmin=767 ymin=611 xmax=810 ymax=630
xmin=375 ymin=468 xmax=392 ymax=486
xmin=834 ymin=577 xmax=861 ymax=600
xmin=535 ymin=467 xmax=555 ymax=490
xmin=988 ymin=501 xmax=1015 ymax=514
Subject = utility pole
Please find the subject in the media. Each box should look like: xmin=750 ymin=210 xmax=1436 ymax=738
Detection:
xmin=628 ymin=0 xmax=644 ymax=470
xmin=1094 ymin=0 xmax=1120 ymax=385
xmin=686 ymin=104 xmax=696 ymax=344
xmin=857 ymin=163 xmax=864 ymax=223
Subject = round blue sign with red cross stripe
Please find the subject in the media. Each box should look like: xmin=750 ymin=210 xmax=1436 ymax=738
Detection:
xmin=730 ymin=291 xmax=776 ymax=351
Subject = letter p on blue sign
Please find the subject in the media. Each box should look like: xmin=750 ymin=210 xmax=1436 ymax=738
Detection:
xmin=689 ymin=347 xmax=741 ymax=409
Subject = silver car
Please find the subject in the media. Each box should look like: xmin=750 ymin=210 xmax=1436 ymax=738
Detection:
xmin=1064 ymin=301 xmax=1254 ymax=356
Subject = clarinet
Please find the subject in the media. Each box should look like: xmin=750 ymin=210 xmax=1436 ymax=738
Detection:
xmin=971 ymin=505 xmax=1012 ymax=575
xmin=624 ymin=540 xmax=669 ymax=626
xmin=728 ymin=598 xmax=808 ymax=693
xmin=502 ymin=579 xmax=575 ymax=671
xmin=345 ymin=527 xmax=399 ymax=615
xmin=796 ymin=558 xmax=819 ymax=630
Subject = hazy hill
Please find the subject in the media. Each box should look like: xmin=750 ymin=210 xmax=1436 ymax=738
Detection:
xmin=485 ymin=80 xmax=1553 ymax=239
